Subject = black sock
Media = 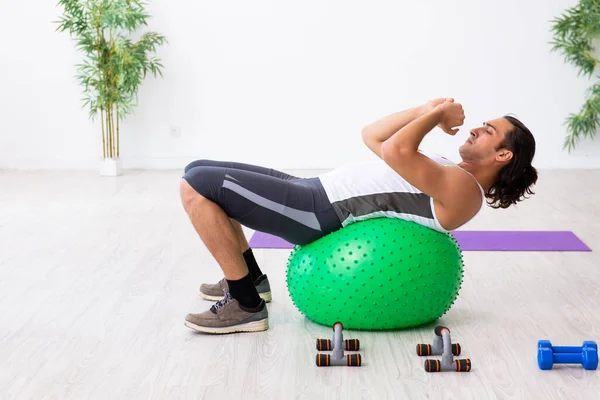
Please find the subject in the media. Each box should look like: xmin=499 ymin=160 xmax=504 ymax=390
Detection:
xmin=243 ymin=248 xmax=263 ymax=282
xmin=226 ymin=273 xmax=262 ymax=308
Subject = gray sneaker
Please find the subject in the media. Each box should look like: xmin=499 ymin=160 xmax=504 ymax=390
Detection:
xmin=184 ymin=291 xmax=269 ymax=334
xmin=199 ymin=274 xmax=272 ymax=302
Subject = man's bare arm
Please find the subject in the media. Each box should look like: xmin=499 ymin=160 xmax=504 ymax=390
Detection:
xmin=361 ymin=99 xmax=446 ymax=158
xmin=380 ymin=101 xmax=480 ymax=228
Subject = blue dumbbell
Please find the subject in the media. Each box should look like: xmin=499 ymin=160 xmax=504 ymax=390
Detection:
xmin=537 ymin=340 xmax=598 ymax=370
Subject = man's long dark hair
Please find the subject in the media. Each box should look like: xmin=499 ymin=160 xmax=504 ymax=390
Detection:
xmin=486 ymin=115 xmax=538 ymax=209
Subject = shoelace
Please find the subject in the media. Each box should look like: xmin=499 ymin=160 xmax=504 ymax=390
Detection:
xmin=211 ymin=289 xmax=233 ymax=313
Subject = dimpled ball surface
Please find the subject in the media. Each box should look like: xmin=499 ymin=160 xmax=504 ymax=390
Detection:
xmin=285 ymin=218 xmax=464 ymax=330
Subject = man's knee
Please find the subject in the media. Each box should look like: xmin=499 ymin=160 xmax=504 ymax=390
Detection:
xmin=180 ymin=178 xmax=208 ymax=212
xmin=183 ymin=159 xmax=211 ymax=174
xmin=181 ymin=165 xmax=223 ymax=201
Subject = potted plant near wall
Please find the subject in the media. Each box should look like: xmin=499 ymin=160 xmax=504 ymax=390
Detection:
xmin=56 ymin=0 xmax=167 ymax=176
xmin=550 ymin=0 xmax=600 ymax=151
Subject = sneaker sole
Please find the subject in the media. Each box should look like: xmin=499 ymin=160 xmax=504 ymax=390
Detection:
xmin=199 ymin=291 xmax=272 ymax=303
xmin=184 ymin=318 xmax=269 ymax=334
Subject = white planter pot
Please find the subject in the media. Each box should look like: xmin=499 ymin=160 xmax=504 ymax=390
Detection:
xmin=100 ymin=158 xmax=123 ymax=177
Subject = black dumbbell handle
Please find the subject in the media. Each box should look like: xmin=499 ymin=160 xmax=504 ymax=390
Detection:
xmin=345 ymin=339 xmax=360 ymax=351
xmin=424 ymin=359 xmax=472 ymax=372
xmin=452 ymin=343 xmax=461 ymax=356
xmin=316 ymin=338 xmax=360 ymax=351
xmin=455 ymin=359 xmax=472 ymax=372
xmin=416 ymin=343 xmax=461 ymax=356
xmin=347 ymin=354 xmax=361 ymax=366
xmin=416 ymin=344 xmax=432 ymax=356
xmin=316 ymin=354 xmax=330 ymax=367
xmin=424 ymin=359 xmax=441 ymax=372
xmin=316 ymin=339 xmax=331 ymax=351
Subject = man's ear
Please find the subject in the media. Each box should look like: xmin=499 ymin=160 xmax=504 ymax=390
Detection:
xmin=496 ymin=149 xmax=513 ymax=163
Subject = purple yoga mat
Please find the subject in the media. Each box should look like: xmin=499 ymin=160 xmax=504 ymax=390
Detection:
xmin=248 ymin=230 xmax=591 ymax=251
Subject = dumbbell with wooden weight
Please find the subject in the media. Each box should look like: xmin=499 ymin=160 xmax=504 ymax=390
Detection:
xmin=537 ymin=340 xmax=598 ymax=370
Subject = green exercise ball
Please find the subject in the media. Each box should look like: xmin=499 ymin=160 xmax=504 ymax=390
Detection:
xmin=285 ymin=218 xmax=464 ymax=330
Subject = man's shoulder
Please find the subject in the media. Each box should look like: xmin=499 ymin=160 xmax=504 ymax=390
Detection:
xmin=418 ymin=149 xmax=457 ymax=166
xmin=442 ymin=166 xmax=485 ymax=209
xmin=435 ymin=168 xmax=485 ymax=229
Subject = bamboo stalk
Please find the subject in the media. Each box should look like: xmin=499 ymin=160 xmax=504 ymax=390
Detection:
xmin=107 ymin=105 xmax=110 ymax=159
xmin=108 ymin=31 xmax=115 ymax=160
xmin=111 ymin=103 xmax=116 ymax=159
xmin=101 ymin=108 xmax=106 ymax=159
xmin=111 ymin=105 xmax=115 ymax=159
xmin=106 ymin=104 xmax=112 ymax=158
xmin=96 ymin=21 xmax=105 ymax=160
xmin=106 ymin=106 xmax=109 ymax=159
xmin=116 ymin=103 xmax=120 ymax=158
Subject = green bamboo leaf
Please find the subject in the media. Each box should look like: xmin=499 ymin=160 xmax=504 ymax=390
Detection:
xmin=551 ymin=0 xmax=600 ymax=150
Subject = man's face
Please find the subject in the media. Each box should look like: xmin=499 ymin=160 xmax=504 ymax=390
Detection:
xmin=459 ymin=117 xmax=513 ymax=164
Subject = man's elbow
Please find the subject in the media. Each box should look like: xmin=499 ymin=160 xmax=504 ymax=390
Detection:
xmin=361 ymin=126 xmax=373 ymax=142
xmin=362 ymin=128 xmax=384 ymax=158
xmin=380 ymin=141 xmax=412 ymax=163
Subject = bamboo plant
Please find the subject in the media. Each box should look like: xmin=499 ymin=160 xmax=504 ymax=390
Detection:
xmin=56 ymin=0 xmax=167 ymax=159
xmin=550 ymin=0 xmax=600 ymax=151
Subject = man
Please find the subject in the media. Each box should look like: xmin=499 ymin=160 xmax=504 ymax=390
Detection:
xmin=179 ymin=97 xmax=538 ymax=334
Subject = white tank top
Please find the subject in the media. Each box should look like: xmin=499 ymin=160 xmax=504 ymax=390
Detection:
xmin=317 ymin=151 xmax=484 ymax=232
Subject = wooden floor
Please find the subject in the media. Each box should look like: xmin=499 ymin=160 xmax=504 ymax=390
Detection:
xmin=0 ymin=168 xmax=599 ymax=399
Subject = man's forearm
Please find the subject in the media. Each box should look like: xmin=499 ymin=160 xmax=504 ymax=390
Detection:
xmin=362 ymin=104 xmax=429 ymax=143
xmin=382 ymin=107 xmax=443 ymax=153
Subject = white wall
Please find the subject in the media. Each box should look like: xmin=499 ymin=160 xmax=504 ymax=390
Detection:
xmin=1 ymin=0 xmax=599 ymax=171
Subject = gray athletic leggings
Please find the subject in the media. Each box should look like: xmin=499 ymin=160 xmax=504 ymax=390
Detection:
xmin=182 ymin=160 xmax=342 ymax=245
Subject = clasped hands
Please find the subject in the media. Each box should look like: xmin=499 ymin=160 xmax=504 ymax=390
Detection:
xmin=426 ymin=97 xmax=466 ymax=136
